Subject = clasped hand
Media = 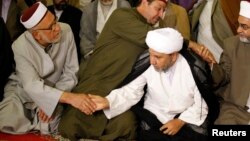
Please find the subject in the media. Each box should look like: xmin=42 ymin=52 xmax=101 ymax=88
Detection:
xmin=189 ymin=41 xmax=216 ymax=64
xmin=70 ymin=94 xmax=109 ymax=115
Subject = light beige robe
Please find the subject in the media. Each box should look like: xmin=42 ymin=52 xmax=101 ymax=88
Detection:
xmin=0 ymin=23 xmax=79 ymax=134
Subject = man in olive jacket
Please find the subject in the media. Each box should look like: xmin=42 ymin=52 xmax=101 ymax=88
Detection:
xmin=58 ymin=0 xmax=168 ymax=140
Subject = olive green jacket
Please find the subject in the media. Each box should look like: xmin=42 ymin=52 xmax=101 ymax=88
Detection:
xmin=59 ymin=8 xmax=156 ymax=139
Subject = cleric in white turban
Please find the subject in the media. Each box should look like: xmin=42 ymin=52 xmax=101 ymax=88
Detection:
xmin=144 ymin=27 xmax=184 ymax=71
xmin=93 ymin=27 xmax=209 ymax=141
xmin=238 ymin=0 xmax=250 ymax=43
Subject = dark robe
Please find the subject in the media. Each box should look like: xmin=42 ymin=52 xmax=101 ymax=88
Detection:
xmin=0 ymin=17 xmax=14 ymax=101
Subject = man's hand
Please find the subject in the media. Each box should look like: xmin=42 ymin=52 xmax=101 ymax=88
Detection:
xmin=89 ymin=94 xmax=109 ymax=111
xmin=60 ymin=92 xmax=96 ymax=115
xmin=160 ymin=119 xmax=185 ymax=136
xmin=38 ymin=109 xmax=54 ymax=123
xmin=189 ymin=41 xmax=216 ymax=64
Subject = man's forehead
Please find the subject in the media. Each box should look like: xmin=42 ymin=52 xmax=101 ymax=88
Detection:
xmin=157 ymin=0 xmax=168 ymax=5
xmin=151 ymin=0 xmax=168 ymax=7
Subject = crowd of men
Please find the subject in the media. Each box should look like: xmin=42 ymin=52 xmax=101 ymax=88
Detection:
xmin=0 ymin=0 xmax=249 ymax=140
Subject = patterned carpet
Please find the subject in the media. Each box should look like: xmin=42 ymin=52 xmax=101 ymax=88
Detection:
xmin=0 ymin=132 xmax=99 ymax=141
xmin=0 ymin=132 xmax=57 ymax=141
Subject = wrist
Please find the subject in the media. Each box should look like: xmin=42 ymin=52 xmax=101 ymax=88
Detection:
xmin=188 ymin=40 xmax=195 ymax=49
xmin=177 ymin=119 xmax=186 ymax=126
xmin=59 ymin=92 xmax=72 ymax=104
xmin=104 ymin=97 xmax=110 ymax=109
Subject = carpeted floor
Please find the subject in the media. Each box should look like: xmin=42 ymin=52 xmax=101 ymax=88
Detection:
xmin=0 ymin=132 xmax=57 ymax=141
xmin=0 ymin=132 xmax=99 ymax=141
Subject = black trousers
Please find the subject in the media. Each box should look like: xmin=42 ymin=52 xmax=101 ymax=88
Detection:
xmin=131 ymin=106 xmax=208 ymax=141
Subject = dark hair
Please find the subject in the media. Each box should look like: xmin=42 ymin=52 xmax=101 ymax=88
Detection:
xmin=25 ymin=0 xmax=38 ymax=7
xmin=137 ymin=0 xmax=155 ymax=6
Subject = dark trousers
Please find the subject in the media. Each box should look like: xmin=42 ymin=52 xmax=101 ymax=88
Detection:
xmin=131 ymin=106 xmax=208 ymax=141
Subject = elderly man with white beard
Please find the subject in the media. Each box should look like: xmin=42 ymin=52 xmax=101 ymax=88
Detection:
xmin=207 ymin=0 xmax=250 ymax=125
xmin=0 ymin=2 xmax=96 ymax=135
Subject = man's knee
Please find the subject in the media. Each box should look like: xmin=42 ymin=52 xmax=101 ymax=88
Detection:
xmin=115 ymin=110 xmax=137 ymax=131
xmin=58 ymin=108 xmax=80 ymax=141
xmin=107 ymin=110 xmax=137 ymax=139
xmin=99 ymin=111 xmax=137 ymax=141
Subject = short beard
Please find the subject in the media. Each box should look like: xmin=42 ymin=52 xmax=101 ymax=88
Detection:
xmin=239 ymin=37 xmax=250 ymax=43
xmin=39 ymin=31 xmax=61 ymax=44
xmin=153 ymin=64 xmax=171 ymax=72
xmin=54 ymin=3 xmax=68 ymax=10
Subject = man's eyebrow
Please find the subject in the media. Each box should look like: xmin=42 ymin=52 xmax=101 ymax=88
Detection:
xmin=44 ymin=16 xmax=56 ymax=29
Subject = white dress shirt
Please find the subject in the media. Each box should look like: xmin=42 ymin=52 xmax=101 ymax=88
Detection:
xmin=104 ymin=54 xmax=208 ymax=126
xmin=96 ymin=0 xmax=117 ymax=36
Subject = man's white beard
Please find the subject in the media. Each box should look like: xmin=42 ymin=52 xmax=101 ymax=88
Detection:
xmin=39 ymin=32 xmax=61 ymax=44
xmin=240 ymin=37 xmax=250 ymax=43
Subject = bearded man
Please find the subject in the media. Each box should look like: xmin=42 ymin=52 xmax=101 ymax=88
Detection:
xmin=48 ymin=0 xmax=82 ymax=62
xmin=0 ymin=2 xmax=95 ymax=135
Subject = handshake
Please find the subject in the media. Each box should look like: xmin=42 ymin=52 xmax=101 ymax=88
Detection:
xmin=71 ymin=94 xmax=109 ymax=115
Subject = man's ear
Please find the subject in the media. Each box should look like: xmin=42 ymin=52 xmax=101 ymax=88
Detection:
xmin=31 ymin=30 xmax=40 ymax=40
xmin=171 ymin=52 xmax=178 ymax=63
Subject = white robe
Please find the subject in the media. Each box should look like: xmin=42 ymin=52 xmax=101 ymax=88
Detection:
xmin=104 ymin=54 xmax=208 ymax=126
xmin=96 ymin=0 xmax=118 ymax=35
xmin=0 ymin=23 xmax=79 ymax=134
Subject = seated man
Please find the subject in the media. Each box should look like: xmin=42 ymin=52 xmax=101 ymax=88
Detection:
xmin=90 ymin=28 xmax=219 ymax=141
xmin=0 ymin=2 xmax=96 ymax=135
xmin=208 ymin=0 xmax=250 ymax=125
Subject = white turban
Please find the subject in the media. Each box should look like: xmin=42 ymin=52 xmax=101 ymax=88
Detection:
xmin=240 ymin=1 xmax=250 ymax=19
xmin=20 ymin=2 xmax=47 ymax=29
xmin=146 ymin=28 xmax=183 ymax=54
